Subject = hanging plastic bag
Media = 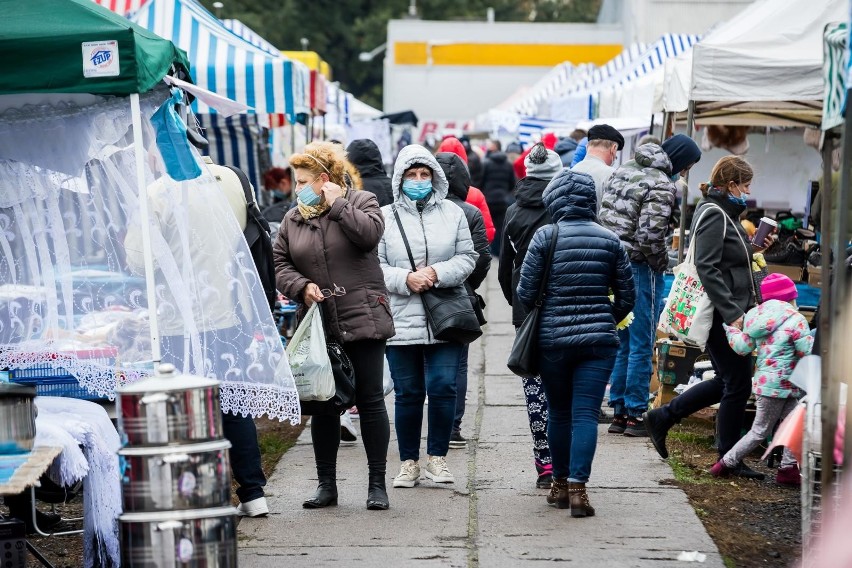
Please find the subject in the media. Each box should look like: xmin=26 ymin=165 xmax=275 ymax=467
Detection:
xmin=149 ymin=88 xmax=203 ymax=181
xmin=286 ymin=303 xmax=335 ymax=401
xmin=383 ymin=356 xmax=394 ymax=398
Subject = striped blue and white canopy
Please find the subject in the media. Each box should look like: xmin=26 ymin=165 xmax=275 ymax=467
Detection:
xmin=131 ymin=0 xmax=306 ymax=117
xmin=222 ymin=19 xmax=280 ymax=57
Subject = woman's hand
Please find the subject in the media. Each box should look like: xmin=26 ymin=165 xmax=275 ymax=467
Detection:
xmin=303 ymin=283 xmax=325 ymax=306
xmin=420 ymin=266 xmax=438 ymax=284
xmin=731 ymin=316 xmax=744 ymax=330
xmin=321 ymin=181 xmax=344 ymax=206
xmin=406 ymin=271 xmax=434 ymax=294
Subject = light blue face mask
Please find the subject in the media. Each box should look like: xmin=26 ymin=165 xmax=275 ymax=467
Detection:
xmin=670 ymin=173 xmax=680 ymax=182
xmin=402 ymin=179 xmax=432 ymax=200
xmin=296 ymin=180 xmax=322 ymax=206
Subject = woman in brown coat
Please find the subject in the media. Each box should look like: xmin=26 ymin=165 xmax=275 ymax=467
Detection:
xmin=273 ymin=141 xmax=395 ymax=510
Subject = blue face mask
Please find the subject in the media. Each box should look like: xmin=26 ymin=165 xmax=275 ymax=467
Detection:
xmin=402 ymin=179 xmax=433 ymax=201
xmin=272 ymin=189 xmax=289 ymax=200
xmin=727 ymin=194 xmax=748 ymax=207
xmin=670 ymin=173 xmax=680 ymax=182
xmin=296 ymin=181 xmax=322 ymax=206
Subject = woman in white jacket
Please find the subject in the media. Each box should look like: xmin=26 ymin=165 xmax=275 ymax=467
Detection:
xmin=379 ymin=145 xmax=477 ymax=488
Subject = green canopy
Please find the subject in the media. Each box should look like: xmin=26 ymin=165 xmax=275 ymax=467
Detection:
xmin=0 ymin=0 xmax=190 ymax=96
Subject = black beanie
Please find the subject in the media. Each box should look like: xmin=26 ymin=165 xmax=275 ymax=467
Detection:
xmin=662 ymin=134 xmax=701 ymax=175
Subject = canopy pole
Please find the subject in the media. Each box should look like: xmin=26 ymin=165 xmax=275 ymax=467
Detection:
xmin=819 ymin=133 xmax=836 ymax=498
xmin=130 ymin=93 xmax=161 ymax=364
xmin=677 ymin=100 xmax=696 ymax=264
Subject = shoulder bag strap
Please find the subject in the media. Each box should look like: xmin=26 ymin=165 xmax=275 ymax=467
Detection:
xmin=692 ymin=204 xmax=757 ymax=299
xmin=392 ymin=208 xmax=418 ymax=272
xmin=534 ymin=224 xmax=560 ymax=307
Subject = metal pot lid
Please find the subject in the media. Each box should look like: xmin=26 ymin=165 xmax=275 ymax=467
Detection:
xmin=0 ymin=381 xmax=36 ymax=398
xmin=118 ymin=439 xmax=231 ymax=456
xmin=116 ymin=363 xmax=219 ymax=394
xmin=119 ymin=506 xmax=237 ymax=523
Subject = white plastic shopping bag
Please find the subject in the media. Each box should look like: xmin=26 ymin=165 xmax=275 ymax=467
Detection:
xmin=286 ymin=303 xmax=335 ymax=401
xmin=382 ymin=357 xmax=394 ymax=398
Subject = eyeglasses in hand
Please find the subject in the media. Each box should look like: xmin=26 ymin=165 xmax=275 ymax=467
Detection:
xmin=320 ymin=284 xmax=346 ymax=298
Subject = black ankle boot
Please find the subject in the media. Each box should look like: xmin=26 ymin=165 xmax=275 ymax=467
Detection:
xmin=366 ymin=473 xmax=389 ymax=510
xmin=303 ymin=477 xmax=338 ymax=509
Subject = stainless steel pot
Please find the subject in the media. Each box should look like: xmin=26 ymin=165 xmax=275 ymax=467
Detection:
xmin=119 ymin=440 xmax=231 ymax=512
xmin=119 ymin=507 xmax=237 ymax=568
xmin=0 ymin=382 xmax=36 ymax=454
xmin=117 ymin=364 xmax=222 ymax=446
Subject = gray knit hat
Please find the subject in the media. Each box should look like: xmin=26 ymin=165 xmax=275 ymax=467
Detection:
xmin=524 ymin=143 xmax=563 ymax=179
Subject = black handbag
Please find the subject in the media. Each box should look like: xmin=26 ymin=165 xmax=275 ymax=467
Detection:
xmin=507 ymin=224 xmax=559 ymax=378
xmin=298 ymin=304 xmax=357 ymax=416
xmin=393 ymin=209 xmax=483 ymax=345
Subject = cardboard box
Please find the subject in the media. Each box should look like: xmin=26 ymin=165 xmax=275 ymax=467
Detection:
xmin=766 ymin=263 xmax=805 ymax=283
xmin=807 ymin=265 xmax=822 ymax=287
xmin=652 ymin=383 xmax=679 ymax=409
xmin=656 ymin=340 xmax=708 ymax=386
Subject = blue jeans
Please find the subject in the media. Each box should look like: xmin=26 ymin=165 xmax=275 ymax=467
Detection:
xmin=539 ymin=346 xmax=616 ymax=483
xmin=609 ymin=262 xmax=664 ymax=418
xmin=387 ymin=343 xmax=463 ymax=460
xmin=452 ymin=345 xmax=469 ymax=432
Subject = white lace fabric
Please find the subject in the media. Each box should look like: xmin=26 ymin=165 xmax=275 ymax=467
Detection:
xmin=0 ymin=90 xmax=300 ymax=423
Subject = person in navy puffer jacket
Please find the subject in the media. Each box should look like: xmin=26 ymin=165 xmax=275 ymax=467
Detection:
xmin=517 ymin=169 xmax=635 ymax=518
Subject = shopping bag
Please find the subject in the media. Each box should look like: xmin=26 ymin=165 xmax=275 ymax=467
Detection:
xmin=286 ymin=303 xmax=335 ymax=401
xmin=383 ymin=357 xmax=394 ymax=398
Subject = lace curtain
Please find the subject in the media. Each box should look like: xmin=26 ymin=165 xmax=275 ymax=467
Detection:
xmin=0 ymin=90 xmax=300 ymax=423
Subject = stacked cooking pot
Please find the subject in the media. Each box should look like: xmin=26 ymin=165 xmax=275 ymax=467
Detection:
xmin=116 ymin=363 xmax=237 ymax=567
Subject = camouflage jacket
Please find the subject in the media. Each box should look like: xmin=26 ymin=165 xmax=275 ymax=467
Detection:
xmin=598 ymin=144 xmax=676 ymax=272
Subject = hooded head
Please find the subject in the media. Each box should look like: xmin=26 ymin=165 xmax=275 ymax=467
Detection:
xmin=570 ymin=138 xmax=588 ymax=167
xmin=346 ymin=139 xmax=386 ymax=178
xmin=524 ymin=143 xmax=563 ymax=180
xmin=391 ymin=144 xmax=449 ymax=205
xmin=662 ymin=134 xmax=701 ymax=176
xmin=436 ymin=152 xmax=471 ymax=201
xmin=542 ymin=169 xmax=597 ymax=222
xmin=634 ymin=143 xmax=674 ymax=175
xmin=438 ymin=137 xmax=468 ymax=164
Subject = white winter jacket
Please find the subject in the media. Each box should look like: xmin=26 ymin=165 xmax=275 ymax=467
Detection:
xmin=379 ymin=145 xmax=477 ymax=345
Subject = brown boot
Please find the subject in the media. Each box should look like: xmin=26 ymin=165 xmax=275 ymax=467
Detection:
xmin=546 ymin=477 xmax=569 ymax=509
xmin=567 ymin=482 xmax=595 ymax=518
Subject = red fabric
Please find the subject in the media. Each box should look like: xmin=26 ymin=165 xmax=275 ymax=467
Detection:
xmin=438 ymin=137 xmax=468 ymax=163
xmin=466 ymin=186 xmax=495 ymax=242
xmin=541 ymin=132 xmax=558 ymax=150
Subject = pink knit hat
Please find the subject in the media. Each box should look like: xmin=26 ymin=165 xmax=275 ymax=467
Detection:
xmin=760 ymin=273 xmax=798 ymax=302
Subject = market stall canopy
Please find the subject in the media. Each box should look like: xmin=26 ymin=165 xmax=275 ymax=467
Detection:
xmin=690 ymin=0 xmax=846 ymax=127
xmin=0 ymin=0 xmax=189 ymax=95
xmin=131 ymin=0 xmax=308 ymax=117
xmin=822 ymin=22 xmax=848 ymax=131
xmin=381 ymin=110 xmax=418 ymax=126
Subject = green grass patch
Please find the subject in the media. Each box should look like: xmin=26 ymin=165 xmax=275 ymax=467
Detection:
xmin=668 ymin=429 xmax=715 ymax=450
xmin=723 ymin=556 xmax=736 ymax=568
xmin=666 ymin=453 xmax=718 ymax=485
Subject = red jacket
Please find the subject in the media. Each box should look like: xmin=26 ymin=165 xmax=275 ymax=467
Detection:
xmin=438 ymin=137 xmax=495 ymax=242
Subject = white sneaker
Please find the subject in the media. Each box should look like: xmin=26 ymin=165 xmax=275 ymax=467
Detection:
xmin=425 ymin=455 xmax=454 ymax=483
xmin=237 ymin=497 xmax=269 ymax=517
xmin=340 ymin=411 xmax=358 ymax=444
xmin=392 ymin=460 xmax=421 ymax=488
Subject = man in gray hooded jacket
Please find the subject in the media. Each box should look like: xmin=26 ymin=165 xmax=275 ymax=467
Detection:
xmin=598 ymin=135 xmax=701 ymax=437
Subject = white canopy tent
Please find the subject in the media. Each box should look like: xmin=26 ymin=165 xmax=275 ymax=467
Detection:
xmin=689 ymin=0 xmax=847 ymax=127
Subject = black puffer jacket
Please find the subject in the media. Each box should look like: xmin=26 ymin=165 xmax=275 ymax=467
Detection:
xmin=436 ymin=152 xmax=491 ymax=290
xmin=499 ymin=176 xmax=551 ymax=326
xmin=347 ymin=139 xmax=393 ymax=207
xmin=481 ymin=152 xmax=516 ymax=210
xmin=517 ymin=170 xmax=635 ymax=350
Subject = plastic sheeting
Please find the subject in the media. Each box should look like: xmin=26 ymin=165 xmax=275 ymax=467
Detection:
xmin=0 ymin=89 xmax=300 ymax=423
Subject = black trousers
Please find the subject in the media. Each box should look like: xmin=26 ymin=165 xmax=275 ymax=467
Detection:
xmin=311 ymin=339 xmax=389 ymax=479
xmin=664 ymin=310 xmax=753 ymax=457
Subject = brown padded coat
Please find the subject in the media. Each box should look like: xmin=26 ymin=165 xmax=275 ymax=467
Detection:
xmin=273 ymin=190 xmax=395 ymax=343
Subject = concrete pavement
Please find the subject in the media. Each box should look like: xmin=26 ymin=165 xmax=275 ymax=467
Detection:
xmin=238 ymin=268 xmax=724 ymax=567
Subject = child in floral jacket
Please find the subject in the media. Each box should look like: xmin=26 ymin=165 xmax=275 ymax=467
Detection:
xmin=711 ymin=273 xmax=813 ymax=486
